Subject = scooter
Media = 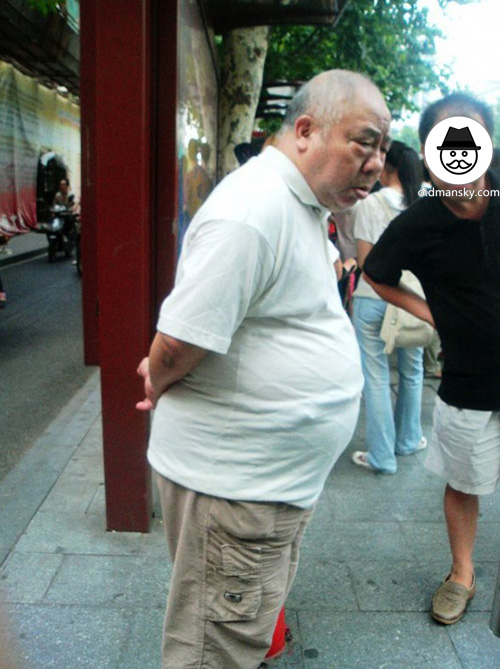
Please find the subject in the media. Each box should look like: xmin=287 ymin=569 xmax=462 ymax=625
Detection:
xmin=45 ymin=204 xmax=78 ymax=263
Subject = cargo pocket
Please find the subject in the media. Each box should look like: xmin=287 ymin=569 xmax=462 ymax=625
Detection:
xmin=206 ymin=537 xmax=263 ymax=622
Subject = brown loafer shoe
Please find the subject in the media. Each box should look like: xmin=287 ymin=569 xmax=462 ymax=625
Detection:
xmin=431 ymin=574 xmax=477 ymax=625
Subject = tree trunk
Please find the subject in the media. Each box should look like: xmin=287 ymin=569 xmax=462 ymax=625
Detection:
xmin=218 ymin=26 xmax=270 ymax=179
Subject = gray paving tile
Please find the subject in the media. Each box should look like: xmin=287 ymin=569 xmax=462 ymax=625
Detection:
xmin=137 ymin=517 xmax=171 ymax=558
xmin=296 ymin=611 xmax=462 ymax=668
xmin=403 ymin=521 xmax=500 ymax=563
xmin=14 ymin=506 xmax=144 ymax=556
xmin=0 ymin=552 xmax=63 ymax=603
xmin=448 ymin=613 xmax=500 ymax=669
xmin=0 ymin=373 xmax=101 ymax=553
xmin=473 ymin=523 xmax=500 ymax=561
xmin=478 ymin=491 xmax=500 ymax=522
xmin=6 ymin=603 xmax=129 ymax=669
xmin=286 ymin=552 xmax=358 ymax=612
xmin=304 ymin=493 xmax=335 ymax=535
xmin=44 ymin=554 xmax=171 ymax=608
xmin=327 ymin=484 xmax=445 ymax=522
xmin=349 ymin=560 xmax=436 ymax=612
xmin=305 ymin=521 xmax=410 ymax=562
xmin=467 ymin=562 xmax=499 ymax=612
xmin=401 ymin=522 xmax=451 ymax=562
xmin=359 ymin=560 xmax=498 ymax=615
xmin=116 ymin=606 xmax=164 ymax=669
xmin=36 ymin=474 xmax=103 ymax=515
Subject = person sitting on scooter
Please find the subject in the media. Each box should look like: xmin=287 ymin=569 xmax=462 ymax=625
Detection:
xmin=53 ymin=178 xmax=76 ymax=211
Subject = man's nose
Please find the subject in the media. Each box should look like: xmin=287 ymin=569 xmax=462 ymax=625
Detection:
xmin=363 ymin=149 xmax=386 ymax=174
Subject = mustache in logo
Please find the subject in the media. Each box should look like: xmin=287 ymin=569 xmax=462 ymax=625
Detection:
xmin=446 ymin=159 xmax=472 ymax=169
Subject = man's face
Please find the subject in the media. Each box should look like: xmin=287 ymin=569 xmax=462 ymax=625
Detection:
xmin=59 ymin=180 xmax=68 ymax=194
xmin=424 ymin=109 xmax=487 ymax=199
xmin=303 ymin=88 xmax=391 ymax=212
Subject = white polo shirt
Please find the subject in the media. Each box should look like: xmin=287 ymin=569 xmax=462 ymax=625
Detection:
xmin=148 ymin=147 xmax=363 ymax=508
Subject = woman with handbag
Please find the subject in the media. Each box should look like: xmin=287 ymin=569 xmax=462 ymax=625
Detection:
xmin=351 ymin=140 xmax=426 ymax=474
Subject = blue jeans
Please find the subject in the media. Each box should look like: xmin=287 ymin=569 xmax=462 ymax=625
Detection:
xmin=353 ymin=297 xmax=424 ymax=473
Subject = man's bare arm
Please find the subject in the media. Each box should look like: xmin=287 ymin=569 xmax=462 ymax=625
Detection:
xmin=363 ymin=272 xmax=435 ymax=327
xmin=136 ymin=333 xmax=209 ymax=411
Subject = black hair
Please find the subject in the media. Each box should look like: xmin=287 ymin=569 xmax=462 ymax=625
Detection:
xmin=418 ymin=92 xmax=494 ymax=145
xmin=491 ymin=147 xmax=500 ymax=169
xmin=385 ymin=140 xmax=423 ymax=207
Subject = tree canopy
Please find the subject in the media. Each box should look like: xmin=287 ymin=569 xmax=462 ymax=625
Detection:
xmin=264 ymin=0 xmax=449 ymax=120
xmin=28 ymin=0 xmax=60 ymax=14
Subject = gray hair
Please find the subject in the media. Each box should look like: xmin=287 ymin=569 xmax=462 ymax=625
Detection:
xmin=279 ymin=70 xmax=378 ymax=135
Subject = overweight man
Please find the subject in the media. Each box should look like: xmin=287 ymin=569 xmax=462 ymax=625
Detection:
xmin=137 ymin=69 xmax=391 ymax=668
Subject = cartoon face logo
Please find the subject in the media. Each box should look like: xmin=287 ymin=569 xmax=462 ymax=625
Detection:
xmin=424 ymin=116 xmax=493 ymax=186
xmin=438 ymin=126 xmax=480 ymax=176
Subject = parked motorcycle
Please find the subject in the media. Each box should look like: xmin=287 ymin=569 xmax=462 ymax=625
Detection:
xmin=44 ymin=204 xmax=78 ymax=263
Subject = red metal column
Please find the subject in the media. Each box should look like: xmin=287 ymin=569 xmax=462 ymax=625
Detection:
xmin=93 ymin=0 xmax=154 ymax=531
xmin=153 ymin=0 xmax=179 ymax=305
xmin=80 ymin=0 xmax=99 ymax=365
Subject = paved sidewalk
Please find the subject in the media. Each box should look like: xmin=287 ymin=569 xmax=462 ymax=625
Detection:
xmin=1 ymin=371 xmax=500 ymax=668
xmin=0 ymin=231 xmax=47 ymax=268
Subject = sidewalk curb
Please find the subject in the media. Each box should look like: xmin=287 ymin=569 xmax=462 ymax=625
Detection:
xmin=0 ymin=248 xmax=47 ymax=268
xmin=0 ymin=370 xmax=101 ymax=566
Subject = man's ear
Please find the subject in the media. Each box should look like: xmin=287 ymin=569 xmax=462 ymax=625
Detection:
xmin=295 ymin=115 xmax=315 ymax=151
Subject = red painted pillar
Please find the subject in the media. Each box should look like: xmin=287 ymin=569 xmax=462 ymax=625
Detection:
xmin=90 ymin=0 xmax=155 ymax=531
xmin=79 ymin=0 xmax=99 ymax=365
xmin=153 ymin=0 xmax=179 ymax=307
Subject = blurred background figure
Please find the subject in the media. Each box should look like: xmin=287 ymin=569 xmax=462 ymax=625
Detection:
xmin=0 ymin=272 xmax=6 ymax=307
xmin=351 ymin=140 xmax=426 ymax=474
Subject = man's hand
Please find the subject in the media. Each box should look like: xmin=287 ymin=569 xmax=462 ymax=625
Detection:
xmin=135 ymin=357 xmax=157 ymax=411
xmin=135 ymin=333 xmax=209 ymax=412
xmin=363 ymin=272 xmax=435 ymax=327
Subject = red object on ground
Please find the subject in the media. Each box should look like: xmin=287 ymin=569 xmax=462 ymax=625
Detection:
xmin=266 ymin=607 xmax=287 ymax=659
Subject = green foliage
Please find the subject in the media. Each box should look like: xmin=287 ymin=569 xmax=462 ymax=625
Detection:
xmin=28 ymin=0 xmax=60 ymax=15
xmin=492 ymin=98 xmax=500 ymax=148
xmin=391 ymin=125 xmax=421 ymax=151
xmin=264 ymin=0 xmax=450 ymax=118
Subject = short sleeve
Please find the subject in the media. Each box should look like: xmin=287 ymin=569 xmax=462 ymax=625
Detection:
xmin=157 ymin=220 xmax=275 ymax=354
xmin=363 ymin=222 xmax=412 ymax=287
xmin=353 ymin=196 xmax=385 ymax=245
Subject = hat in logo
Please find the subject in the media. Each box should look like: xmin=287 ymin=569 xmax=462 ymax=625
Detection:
xmin=437 ymin=126 xmax=481 ymax=151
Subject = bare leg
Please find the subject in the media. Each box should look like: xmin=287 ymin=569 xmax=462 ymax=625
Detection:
xmin=444 ymin=483 xmax=478 ymax=588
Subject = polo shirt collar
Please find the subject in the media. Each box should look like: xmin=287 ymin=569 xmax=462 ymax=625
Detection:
xmin=261 ymin=146 xmax=330 ymax=218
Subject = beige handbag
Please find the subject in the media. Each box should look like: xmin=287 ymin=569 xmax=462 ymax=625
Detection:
xmin=379 ymin=271 xmax=434 ymax=354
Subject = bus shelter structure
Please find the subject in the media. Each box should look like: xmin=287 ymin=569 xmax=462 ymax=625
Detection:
xmin=79 ymin=0 xmax=348 ymax=532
